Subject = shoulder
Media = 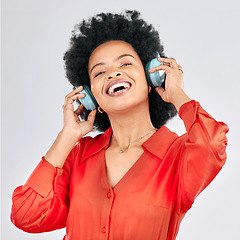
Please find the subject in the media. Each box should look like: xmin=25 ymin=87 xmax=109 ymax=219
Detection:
xmin=75 ymin=127 xmax=112 ymax=163
xmin=143 ymin=126 xmax=187 ymax=159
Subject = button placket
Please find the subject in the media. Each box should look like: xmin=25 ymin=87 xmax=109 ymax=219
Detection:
xmin=101 ymin=226 xmax=107 ymax=234
xmin=107 ymin=191 xmax=112 ymax=198
xmin=100 ymin=189 xmax=114 ymax=237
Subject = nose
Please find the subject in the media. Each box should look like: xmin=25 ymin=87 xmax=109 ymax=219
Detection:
xmin=108 ymin=72 xmax=121 ymax=80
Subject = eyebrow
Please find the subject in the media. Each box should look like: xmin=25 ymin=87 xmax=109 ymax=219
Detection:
xmin=90 ymin=54 xmax=135 ymax=73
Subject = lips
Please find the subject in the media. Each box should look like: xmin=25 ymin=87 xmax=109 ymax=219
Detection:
xmin=106 ymin=80 xmax=132 ymax=96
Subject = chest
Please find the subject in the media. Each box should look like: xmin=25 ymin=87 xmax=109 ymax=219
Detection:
xmin=105 ymin=146 xmax=144 ymax=188
xmin=67 ymin=144 xmax=184 ymax=240
xmin=69 ymin=144 xmax=181 ymax=206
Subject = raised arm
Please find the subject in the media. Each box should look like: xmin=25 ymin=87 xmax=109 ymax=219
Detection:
xmin=45 ymin=86 xmax=97 ymax=168
xmin=151 ymin=58 xmax=228 ymax=211
xmin=177 ymin=100 xmax=229 ymax=212
xmin=11 ymin=86 xmax=97 ymax=232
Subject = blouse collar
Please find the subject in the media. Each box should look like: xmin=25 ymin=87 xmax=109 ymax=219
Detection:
xmin=81 ymin=126 xmax=178 ymax=162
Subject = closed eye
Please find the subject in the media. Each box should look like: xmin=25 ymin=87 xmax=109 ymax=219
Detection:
xmin=121 ymin=63 xmax=132 ymax=67
xmin=95 ymin=71 xmax=105 ymax=78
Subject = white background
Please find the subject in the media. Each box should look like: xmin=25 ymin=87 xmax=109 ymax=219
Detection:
xmin=2 ymin=0 xmax=240 ymax=239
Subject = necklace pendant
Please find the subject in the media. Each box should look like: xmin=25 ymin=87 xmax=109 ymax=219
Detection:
xmin=119 ymin=149 xmax=124 ymax=153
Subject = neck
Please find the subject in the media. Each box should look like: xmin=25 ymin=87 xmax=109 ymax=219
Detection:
xmin=107 ymin=103 xmax=156 ymax=148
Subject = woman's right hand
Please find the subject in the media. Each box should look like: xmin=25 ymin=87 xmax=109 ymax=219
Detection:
xmin=61 ymin=86 xmax=97 ymax=141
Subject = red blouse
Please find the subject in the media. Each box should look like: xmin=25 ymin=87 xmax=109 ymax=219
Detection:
xmin=11 ymin=100 xmax=229 ymax=240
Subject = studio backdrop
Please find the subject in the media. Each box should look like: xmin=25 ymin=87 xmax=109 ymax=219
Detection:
xmin=2 ymin=0 xmax=240 ymax=239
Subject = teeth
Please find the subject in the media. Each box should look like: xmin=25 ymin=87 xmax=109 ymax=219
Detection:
xmin=108 ymin=82 xmax=130 ymax=95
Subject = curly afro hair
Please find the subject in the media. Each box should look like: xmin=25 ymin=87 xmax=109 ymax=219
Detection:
xmin=64 ymin=10 xmax=177 ymax=132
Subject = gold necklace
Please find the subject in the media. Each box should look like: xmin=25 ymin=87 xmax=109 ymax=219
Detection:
xmin=112 ymin=129 xmax=157 ymax=153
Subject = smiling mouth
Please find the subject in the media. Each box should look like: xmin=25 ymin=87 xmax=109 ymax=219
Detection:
xmin=107 ymin=81 xmax=132 ymax=96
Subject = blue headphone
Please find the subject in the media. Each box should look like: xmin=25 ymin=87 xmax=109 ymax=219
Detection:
xmin=75 ymin=53 xmax=166 ymax=111
xmin=145 ymin=52 xmax=166 ymax=87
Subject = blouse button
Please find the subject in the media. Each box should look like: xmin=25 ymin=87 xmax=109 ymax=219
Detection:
xmin=107 ymin=191 xmax=111 ymax=198
xmin=102 ymin=226 xmax=107 ymax=233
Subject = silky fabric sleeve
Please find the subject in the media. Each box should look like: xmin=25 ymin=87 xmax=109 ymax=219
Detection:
xmin=10 ymin=138 xmax=87 ymax=233
xmin=178 ymin=100 xmax=229 ymax=213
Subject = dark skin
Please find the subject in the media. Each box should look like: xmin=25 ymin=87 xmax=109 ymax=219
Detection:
xmin=45 ymin=41 xmax=190 ymax=188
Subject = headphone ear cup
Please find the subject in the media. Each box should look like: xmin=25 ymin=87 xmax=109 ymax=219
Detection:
xmin=145 ymin=54 xmax=166 ymax=87
xmin=74 ymin=85 xmax=98 ymax=110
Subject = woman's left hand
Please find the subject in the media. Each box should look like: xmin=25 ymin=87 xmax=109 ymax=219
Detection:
xmin=149 ymin=57 xmax=184 ymax=103
xmin=148 ymin=57 xmax=191 ymax=111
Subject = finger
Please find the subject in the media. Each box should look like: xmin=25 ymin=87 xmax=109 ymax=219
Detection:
xmin=148 ymin=64 xmax=171 ymax=73
xmin=62 ymin=93 xmax=85 ymax=111
xmin=155 ymin=86 xmax=165 ymax=97
xmin=87 ymin=109 xmax=97 ymax=124
xmin=177 ymin=64 xmax=184 ymax=74
xmin=74 ymin=104 xmax=84 ymax=116
xmin=157 ymin=57 xmax=178 ymax=69
xmin=65 ymin=93 xmax=85 ymax=105
xmin=73 ymin=85 xmax=84 ymax=93
xmin=65 ymin=86 xmax=84 ymax=99
xmin=178 ymin=64 xmax=182 ymax=70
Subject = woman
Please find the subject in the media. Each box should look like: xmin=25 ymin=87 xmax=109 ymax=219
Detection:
xmin=11 ymin=10 xmax=229 ymax=240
